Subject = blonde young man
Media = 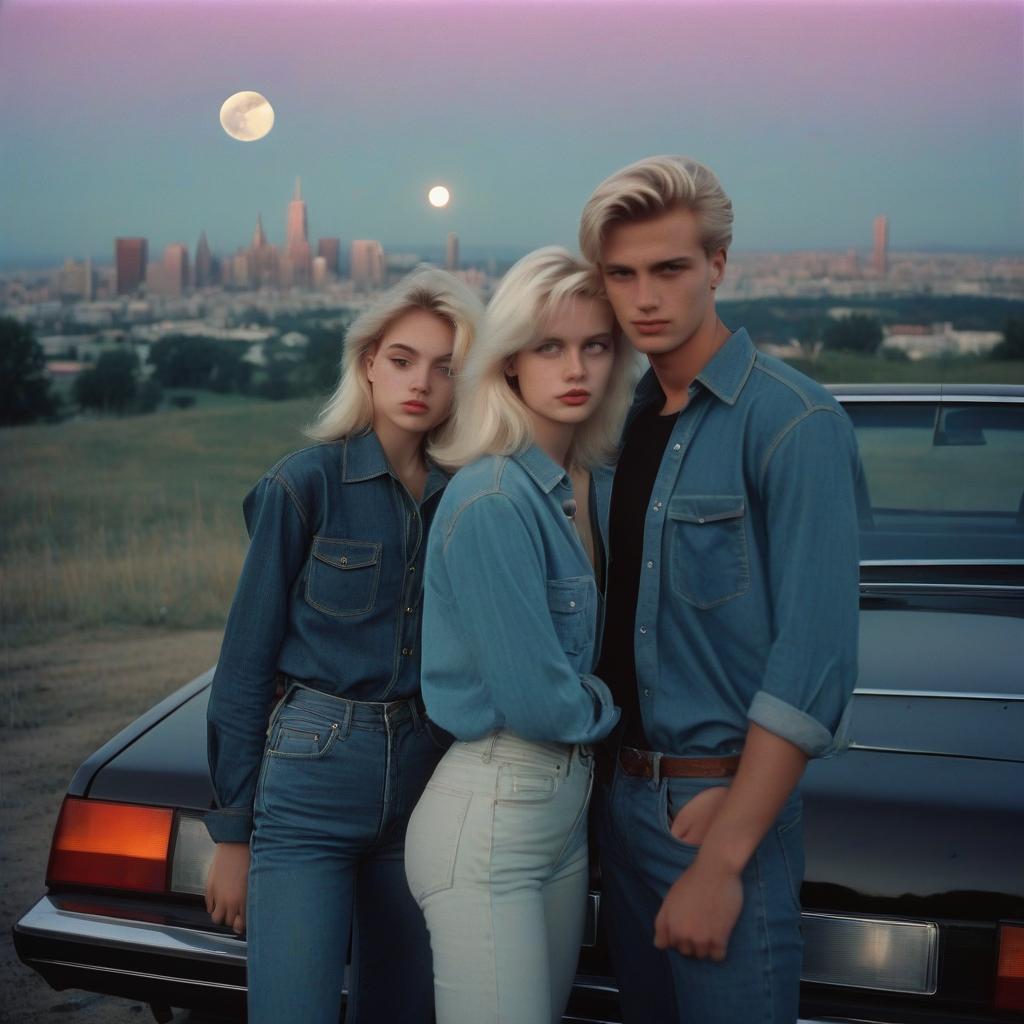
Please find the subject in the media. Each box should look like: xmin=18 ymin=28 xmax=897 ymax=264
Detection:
xmin=579 ymin=156 xmax=862 ymax=1023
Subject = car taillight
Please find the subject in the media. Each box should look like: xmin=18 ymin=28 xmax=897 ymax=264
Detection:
xmin=47 ymin=797 xmax=174 ymax=894
xmin=996 ymin=923 xmax=1024 ymax=1013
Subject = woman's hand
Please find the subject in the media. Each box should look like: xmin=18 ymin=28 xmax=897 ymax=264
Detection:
xmin=668 ymin=785 xmax=730 ymax=846
xmin=205 ymin=842 xmax=250 ymax=935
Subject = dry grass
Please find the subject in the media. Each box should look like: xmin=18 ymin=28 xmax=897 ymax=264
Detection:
xmin=0 ymin=396 xmax=320 ymax=645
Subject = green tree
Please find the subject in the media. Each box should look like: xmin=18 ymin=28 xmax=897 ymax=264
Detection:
xmin=992 ymin=317 xmax=1024 ymax=360
xmin=822 ymin=314 xmax=884 ymax=355
xmin=149 ymin=335 xmax=251 ymax=392
xmin=0 ymin=316 xmax=57 ymax=426
xmin=74 ymin=349 xmax=139 ymax=413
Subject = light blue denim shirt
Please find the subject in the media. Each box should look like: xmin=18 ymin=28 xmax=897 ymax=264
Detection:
xmin=205 ymin=430 xmax=448 ymax=842
xmin=421 ymin=447 xmax=621 ymax=745
xmin=598 ymin=328 xmax=862 ymax=759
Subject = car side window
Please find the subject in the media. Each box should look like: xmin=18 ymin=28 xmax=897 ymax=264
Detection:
xmin=845 ymin=401 xmax=1024 ymax=562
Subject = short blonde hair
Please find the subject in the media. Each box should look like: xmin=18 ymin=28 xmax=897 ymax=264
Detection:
xmin=433 ymin=247 xmax=638 ymax=472
xmin=579 ymin=155 xmax=733 ymax=264
xmin=308 ymin=266 xmax=483 ymax=444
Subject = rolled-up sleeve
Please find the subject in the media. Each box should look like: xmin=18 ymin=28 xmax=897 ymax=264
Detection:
xmin=438 ymin=493 xmax=619 ymax=744
xmin=747 ymin=408 xmax=861 ymax=758
xmin=205 ymin=474 xmax=310 ymax=843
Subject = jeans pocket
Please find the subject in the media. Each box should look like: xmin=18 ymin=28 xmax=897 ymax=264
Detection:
xmin=662 ymin=778 xmax=729 ymax=852
xmin=423 ymin=715 xmax=454 ymax=753
xmin=495 ymin=765 xmax=559 ymax=804
xmin=267 ymin=708 xmax=341 ymax=759
xmin=405 ymin=784 xmax=472 ymax=904
xmin=774 ymin=803 xmax=805 ymax=914
xmin=667 ymin=495 xmax=750 ymax=609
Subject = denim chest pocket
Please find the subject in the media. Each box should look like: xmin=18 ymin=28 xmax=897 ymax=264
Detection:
xmin=667 ymin=495 xmax=750 ymax=609
xmin=546 ymin=577 xmax=592 ymax=657
xmin=305 ymin=536 xmax=382 ymax=618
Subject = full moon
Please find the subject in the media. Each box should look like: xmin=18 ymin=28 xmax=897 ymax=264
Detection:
xmin=219 ymin=91 xmax=275 ymax=142
xmin=428 ymin=185 xmax=451 ymax=208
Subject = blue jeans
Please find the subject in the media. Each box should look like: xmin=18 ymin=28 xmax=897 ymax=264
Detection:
xmin=596 ymin=765 xmax=804 ymax=1024
xmin=247 ymin=684 xmax=446 ymax=1024
xmin=405 ymin=732 xmax=594 ymax=1024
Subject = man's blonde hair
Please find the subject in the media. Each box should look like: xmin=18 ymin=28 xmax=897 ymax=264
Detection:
xmin=307 ymin=266 xmax=483 ymax=446
xmin=579 ymin=155 xmax=733 ymax=264
xmin=433 ymin=247 xmax=638 ymax=472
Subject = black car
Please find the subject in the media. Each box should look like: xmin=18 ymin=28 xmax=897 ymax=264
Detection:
xmin=14 ymin=385 xmax=1024 ymax=1024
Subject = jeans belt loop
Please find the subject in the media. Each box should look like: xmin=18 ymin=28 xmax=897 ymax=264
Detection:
xmin=481 ymin=732 xmax=498 ymax=764
xmin=407 ymin=695 xmax=423 ymax=733
xmin=650 ymin=751 xmax=663 ymax=787
xmin=266 ymin=680 xmax=298 ymax=737
xmin=339 ymin=699 xmax=354 ymax=740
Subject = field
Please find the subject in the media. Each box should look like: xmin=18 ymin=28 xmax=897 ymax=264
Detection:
xmin=2 ymin=355 xmax=1023 ymax=647
xmin=0 ymin=396 xmax=320 ymax=647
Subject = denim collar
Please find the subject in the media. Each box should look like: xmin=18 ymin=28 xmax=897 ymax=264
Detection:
xmin=341 ymin=430 xmax=448 ymax=501
xmin=512 ymin=444 xmax=570 ymax=495
xmin=633 ymin=327 xmax=757 ymax=411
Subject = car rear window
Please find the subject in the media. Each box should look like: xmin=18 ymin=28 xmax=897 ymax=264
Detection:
xmin=845 ymin=401 xmax=1024 ymax=563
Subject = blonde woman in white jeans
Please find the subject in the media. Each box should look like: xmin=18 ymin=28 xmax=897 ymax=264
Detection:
xmin=404 ymin=248 xmax=636 ymax=1024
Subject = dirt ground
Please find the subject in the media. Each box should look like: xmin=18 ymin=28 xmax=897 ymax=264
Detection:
xmin=0 ymin=628 xmax=224 ymax=1024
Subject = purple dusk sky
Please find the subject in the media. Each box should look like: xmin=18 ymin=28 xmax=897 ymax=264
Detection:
xmin=0 ymin=0 xmax=1021 ymax=264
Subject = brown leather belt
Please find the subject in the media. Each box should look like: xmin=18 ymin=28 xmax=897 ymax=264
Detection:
xmin=619 ymin=746 xmax=741 ymax=779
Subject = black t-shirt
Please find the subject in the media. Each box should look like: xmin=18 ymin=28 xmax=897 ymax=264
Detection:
xmin=596 ymin=403 xmax=679 ymax=749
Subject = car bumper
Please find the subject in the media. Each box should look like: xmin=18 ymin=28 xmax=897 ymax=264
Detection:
xmin=15 ymin=895 xmax=997 ymax=1024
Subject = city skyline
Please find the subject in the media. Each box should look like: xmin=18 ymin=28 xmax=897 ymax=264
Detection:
xmin=1 ymin=0 xmax=1022 ymax=265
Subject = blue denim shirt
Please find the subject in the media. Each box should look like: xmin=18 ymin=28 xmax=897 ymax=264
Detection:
xmin=205 ymin=430 xmax=448 ymax=842
xmin=598 ymin=328 xmax=861 ymax=759
xmin=421 ymin=446 xmax=621 ymax=745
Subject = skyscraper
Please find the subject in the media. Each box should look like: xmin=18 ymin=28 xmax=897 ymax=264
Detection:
xmin=146 ymin=243 xmax=189 ymax=296
xmin=115 ymin=237 xmax=148 ymax=295
xmin=195 ymin=231 xmax=213 ymax=288
xmin=445 ymin=232 xmax=459 ymax=271
xmin=873 ymin=215 xmax=888 ymax=276
xmin=350 ymin=240 xmax=385 ymax=290
xmin=284 ymin=177 xmax=312 ymax=287
xmin=318 ymin=237 xmax=340 ymax=276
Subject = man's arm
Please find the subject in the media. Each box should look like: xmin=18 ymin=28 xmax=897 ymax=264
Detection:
xmin=654 ymin=724 xmax=806 ymax=959
xmin=656 ymin=406 xmax=861 ymax=958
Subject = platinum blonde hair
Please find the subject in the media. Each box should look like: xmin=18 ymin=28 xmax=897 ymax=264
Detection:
xmin=308 ymin=266 xmax=483 ymax=445
xmin=433 ymin=246 xmax=638 ymax=472
xmin=579 ymin=155 xmax=733 ymax=264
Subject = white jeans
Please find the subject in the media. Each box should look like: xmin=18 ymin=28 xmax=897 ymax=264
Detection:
xmin=405 ymin=730 xmax=594 ymax=1024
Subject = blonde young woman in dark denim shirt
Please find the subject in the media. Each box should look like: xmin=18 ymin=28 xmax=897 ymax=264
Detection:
xmin=404 ymin=248 xmax=637 ymax=1024
xmin=202 ymin=267 xmax=482 ymax=1024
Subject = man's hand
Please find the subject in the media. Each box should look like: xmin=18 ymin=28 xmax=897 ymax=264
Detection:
xmin=668 ymin=784 xmax=729 ymax=846
xmin=653 ymin=858 xmax=743 ymax=961
xmin=206 ymin=842 xmax=250 ymax=935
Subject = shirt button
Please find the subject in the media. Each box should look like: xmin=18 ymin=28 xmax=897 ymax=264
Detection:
xmin=408 ymin=565 xmax=416 ymax=573
xmin=646 ymin=561 xmax=654 ymax=569
xmin=639 ymin=625 xmax=648 ymax=634
xmin=402 ymin=647 xmax=412 ymax=656
xmin=405 ymin=606 xmax=413 ymax=614
xmin=698 ymin=517 xmax=705 ymax=524
xmin=569 ymin=600 xmax=576 ymax=608
xmin=643 ymin=688 xmax=651 ymax=697
xmin=673 ymin=443 xmax=682 ymax=452
xmin=652 ymin=501 xmax=662 ymax=512
xmin=339 ymin=556 xmax=348 ymax=565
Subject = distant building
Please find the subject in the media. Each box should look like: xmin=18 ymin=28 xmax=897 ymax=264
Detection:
xmin=115 ymin=237 xmax=148 ymax=295
xmin=446 ymin=232 xmax=459 ymax=271
xmin=195 ymin=231 xmax=213 ymax=288
xmin=318 ymin=237 xmax=340 ymax=276
xmin=873 ymin=215 xmax=888 ymax=277
xmin=350 ymin=240 xmax=385 ymax=290
xmin=146 ymin=243 xmax=189 ymax=297
xmin=312 ymin=255 xmax=329 ymax=289
xmin=56 ymin=259 xmax=93 ymax=301
xmin=284 ymin=177 xmax=312 ymax=288
xmin=248 ymin=214 xmax=279 ymax=288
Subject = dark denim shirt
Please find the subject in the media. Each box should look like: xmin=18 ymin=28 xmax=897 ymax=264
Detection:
xmin=205 ymin=430 xmax=448 ymax=843
xmin=597 ymin=328 xmax=862 ymax=759
xmin=421 ymin=446 xmax=621 ymax=745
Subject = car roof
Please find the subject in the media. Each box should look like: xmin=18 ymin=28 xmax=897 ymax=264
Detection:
xmin=828 ymin=383 xmax=1024 ymax=400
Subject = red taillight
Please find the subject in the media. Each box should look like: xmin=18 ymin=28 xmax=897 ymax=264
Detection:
xmin=996 ymin=923 xmax=1024 ymax=1012
xmin=47 ymin=797 xmax=174 ymax=894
